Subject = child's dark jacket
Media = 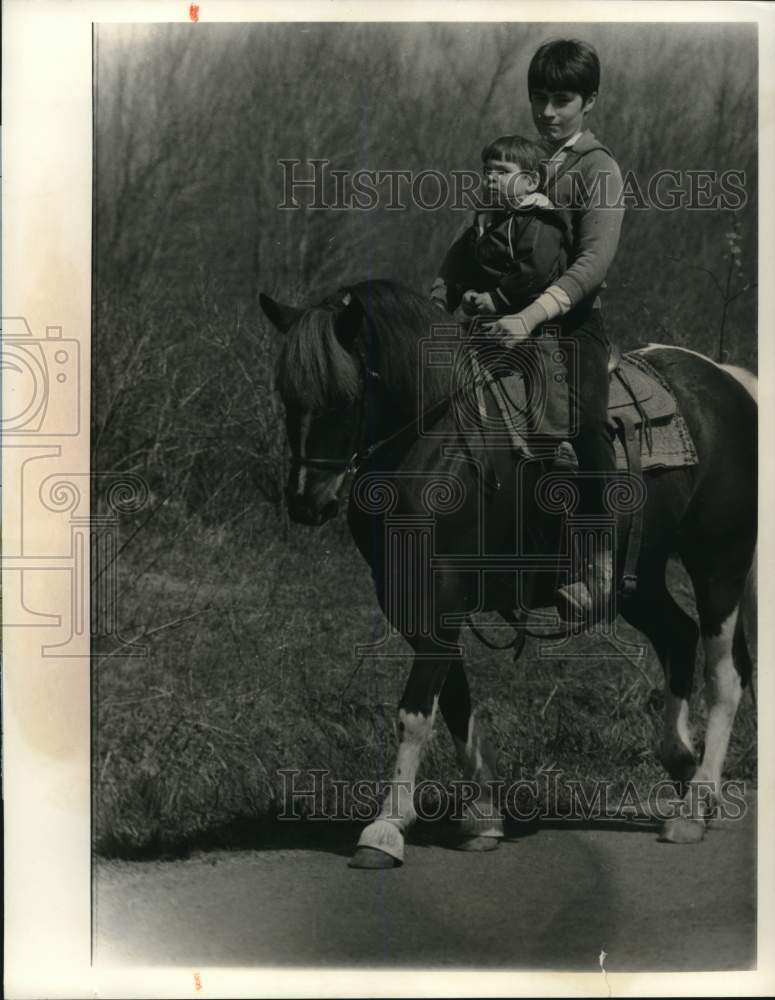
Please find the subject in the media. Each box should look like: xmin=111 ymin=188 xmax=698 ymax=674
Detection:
xmin=437 ymin=193 xmax=571 ymax=313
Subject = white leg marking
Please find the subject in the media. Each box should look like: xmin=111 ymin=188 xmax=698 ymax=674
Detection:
xmin=452 ymin=711 xmax=497 ymax=781
xmin=355 ymin=699 xmax=440 ymax=862
xmin=379 ymin=697 xmax=439 ymax=831
xmin=452 ymin=712 xmax=504 ymax=838
xmin=694 ymin=610 xmax=743 ymax=796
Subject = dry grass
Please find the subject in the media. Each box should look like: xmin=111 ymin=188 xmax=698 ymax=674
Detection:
xmin=94 ymin=510 xmax=756 ymax=857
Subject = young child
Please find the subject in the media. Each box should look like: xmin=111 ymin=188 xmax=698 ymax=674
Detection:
xmin=430 ymin=134 xmax=571 ymax=318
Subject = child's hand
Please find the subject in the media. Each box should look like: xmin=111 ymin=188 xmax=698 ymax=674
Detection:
xmin=461 ymin=290 xmax=479 ymax=316
xmin=461 ymin=290 xmax=497 ymax=316
xmin=474 ymin=291 xmax=497 ymax=314
xmin=429 ymin=279 xmax=449 ymax=312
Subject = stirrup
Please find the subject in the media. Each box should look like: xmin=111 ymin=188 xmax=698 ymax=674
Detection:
xmin=552 ymin=441 xmax=579 ymax=473
xmin=556 ymin=581 xmax=612 ymax=627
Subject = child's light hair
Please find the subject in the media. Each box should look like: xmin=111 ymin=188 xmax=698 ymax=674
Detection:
xmin=481 ymin=134 xmax=544 ymax=178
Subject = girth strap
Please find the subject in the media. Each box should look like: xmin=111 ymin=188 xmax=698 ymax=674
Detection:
xmin=613 ymin=366 xmax=654 ymax=454
xmin=613 ymin=413 xmax=644 ymax=597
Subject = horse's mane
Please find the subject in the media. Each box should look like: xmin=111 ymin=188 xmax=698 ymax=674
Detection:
xmin=276 ymin=303 xmax=362 ymax=410
xmin=276 ymin=279 xmax=454 ymax=412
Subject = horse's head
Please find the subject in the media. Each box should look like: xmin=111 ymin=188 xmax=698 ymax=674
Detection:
xmin=260 ymin=289 xmax=370 ymax=526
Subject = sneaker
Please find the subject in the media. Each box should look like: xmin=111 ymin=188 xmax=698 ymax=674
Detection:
xmin=556 ymin=550 xmax=614 ymax=627
xmin=552 ymin=441 xmax=578 ymax=473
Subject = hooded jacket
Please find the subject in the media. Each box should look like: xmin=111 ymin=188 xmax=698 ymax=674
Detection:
xmin=435 ymin=192 xmax=572 ymax=313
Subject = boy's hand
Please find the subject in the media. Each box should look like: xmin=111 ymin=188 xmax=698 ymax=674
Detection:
xmin=461 ymin=290 xmax=497 ymax=316
xmin=487 ymin=314 xmax=532 ymax=347
xmin=484 ymin=299 xmax=552 ymax=347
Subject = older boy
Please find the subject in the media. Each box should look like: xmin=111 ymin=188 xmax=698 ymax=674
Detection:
xmin=484 ymin=39 xmax=624 ymax=624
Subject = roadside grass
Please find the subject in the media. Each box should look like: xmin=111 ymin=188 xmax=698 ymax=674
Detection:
xmin=94 ymin=509 xmax=756 ymax=857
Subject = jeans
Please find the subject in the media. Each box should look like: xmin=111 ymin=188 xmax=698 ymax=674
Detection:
xmin=529 ymin=305 xmax=617 ymax=516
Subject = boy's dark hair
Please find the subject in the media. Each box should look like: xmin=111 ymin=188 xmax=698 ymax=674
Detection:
xmin=481 ymin=134 xmax=544 ymax=176
xmin=528 ymin=39 xmax=600 ymax=100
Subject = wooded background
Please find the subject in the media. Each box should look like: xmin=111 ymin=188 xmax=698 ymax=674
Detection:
xmin=93 ymin=23 xmax=758 ymax=855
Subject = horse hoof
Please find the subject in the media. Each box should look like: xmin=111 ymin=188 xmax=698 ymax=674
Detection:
xmin=658 ymin=817 xmax=706 ymax=844
xmin=348 ymin=847 xmax=401 ymax=869
xmin=454 ymin=835 xmax=501 ymax=853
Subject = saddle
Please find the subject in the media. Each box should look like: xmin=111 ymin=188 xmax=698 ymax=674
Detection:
xmin=466 ymin=345 xmax=697 ymax=600
xmin=468 ymin=345 xmax=687 ymax=460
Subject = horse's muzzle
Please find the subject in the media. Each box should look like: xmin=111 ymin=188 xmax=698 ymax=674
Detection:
xmin=287 ymin=493 xmax=339 ymax=526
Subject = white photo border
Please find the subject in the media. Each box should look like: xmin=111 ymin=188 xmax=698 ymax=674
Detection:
xmin=3 ymin=1 xmax=773 ymax=996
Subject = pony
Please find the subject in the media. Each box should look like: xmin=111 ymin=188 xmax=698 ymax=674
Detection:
xmin=260 ymin=279 xmax=757 ymax=869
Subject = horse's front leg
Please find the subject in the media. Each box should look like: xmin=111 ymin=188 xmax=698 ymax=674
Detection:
xmin=349 ymin=648 xmax=453 ymax=869
xmin=439 ymin=658 xmax=504 ymax=851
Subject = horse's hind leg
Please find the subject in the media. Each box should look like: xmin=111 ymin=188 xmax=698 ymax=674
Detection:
xmin=438 ymin=658 xmax=503 ymax=851
xmin=658 ymin=555 xmax=755 ymax=843
xmin=622 ymin=559 xmax=700 ymax=793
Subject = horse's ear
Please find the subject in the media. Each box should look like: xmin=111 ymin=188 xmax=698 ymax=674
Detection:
xmin=259 ymin=293 xmax=304 ymax=334
xmin=334 ymin=292 xmax=364 ymax=349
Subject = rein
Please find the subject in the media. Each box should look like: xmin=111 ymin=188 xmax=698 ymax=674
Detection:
xmin=289 ymin=312 xmax=565 ymax=655
xmin=291 ymin=370 xmax=452 ymax=479
xmin=292 ymin=327 xmax=511 ymax=482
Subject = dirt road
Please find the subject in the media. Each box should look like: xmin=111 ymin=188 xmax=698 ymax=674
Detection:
xmin=95 ymin=802 xmax=755 ymax=972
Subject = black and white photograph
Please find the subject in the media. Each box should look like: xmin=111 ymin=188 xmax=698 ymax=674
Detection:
xmin=4 ymin=2 xmax=775 ymax=995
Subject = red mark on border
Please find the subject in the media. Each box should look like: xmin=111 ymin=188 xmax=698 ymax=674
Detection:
xmin=189 ymin=4 xmax=200 ymax=21
xmin=194 ymin=972 xmax=203 ymax=991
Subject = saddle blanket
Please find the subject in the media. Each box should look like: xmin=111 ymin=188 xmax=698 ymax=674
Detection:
xmin=612 ymin=413 xmax=697 ymax=472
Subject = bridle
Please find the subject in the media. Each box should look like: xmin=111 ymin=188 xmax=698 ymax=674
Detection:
xmin=288 ymin=360 xmax=383 ymax=480
xmin=286 ymin=292 xmax=452 ymax=484
xmin=289 ymin=364 xmax=451 ymax=485
xmin=285 ymin=297 xmax=487 ymax=487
